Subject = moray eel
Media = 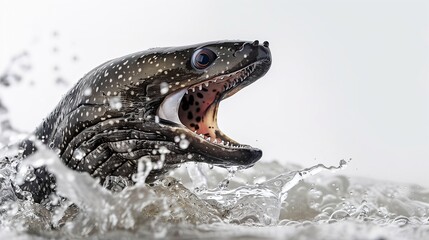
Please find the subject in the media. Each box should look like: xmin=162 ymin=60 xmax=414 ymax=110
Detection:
xmin=18 ymin=40 xmax=271 ymax=202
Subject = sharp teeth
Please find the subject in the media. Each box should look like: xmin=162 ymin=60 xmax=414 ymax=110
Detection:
xmin=205 ymin=82 xmax=209 ymax=87
xmin=199 ymin=85 xmax=202 ymax=90
xmin=192 ymin=88 xmax=195 ymax=92
xmin=207 ymin=137 xmax=211 ymax=141
xmin=186 ymin=90 xmax=189 ymax=94
xmin=213 ymin=139 xmax=217 ymax=143
xmin=214 ymin=79 xmax=217 ymax=83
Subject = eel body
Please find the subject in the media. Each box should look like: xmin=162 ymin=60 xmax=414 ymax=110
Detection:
xmin=19 ymin=40 xmax=272 ymax=202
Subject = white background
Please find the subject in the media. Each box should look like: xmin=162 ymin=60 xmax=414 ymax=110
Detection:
xmin=1 ymin=0 xmax=428 ymax=187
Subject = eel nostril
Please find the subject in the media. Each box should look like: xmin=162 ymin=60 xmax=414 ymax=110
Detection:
xmin=263 ymin=41 xmax=269 ymax=48
xmin=252 ymin=40 xmax=259 ymax=47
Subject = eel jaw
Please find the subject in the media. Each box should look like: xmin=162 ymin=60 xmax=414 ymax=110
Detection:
xmin=157 ymin=61 xmax=265 ymax=167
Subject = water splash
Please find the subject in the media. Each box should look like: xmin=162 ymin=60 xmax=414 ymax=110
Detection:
xmin=189 ymin=160 xmax=348 ymax=225
xmin=1 ymin=140 xmax=429 ymax=239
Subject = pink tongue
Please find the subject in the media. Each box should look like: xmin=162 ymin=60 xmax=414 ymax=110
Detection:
xmin=179 ymin=84 xmax=224 ymax=138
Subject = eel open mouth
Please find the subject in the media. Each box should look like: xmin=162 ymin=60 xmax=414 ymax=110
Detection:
xmin=157 ymin=62 xmax=260 ymax=150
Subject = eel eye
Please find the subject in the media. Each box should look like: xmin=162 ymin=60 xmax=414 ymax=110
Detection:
xmin=191 ymin=48 xmax=217 ymax=70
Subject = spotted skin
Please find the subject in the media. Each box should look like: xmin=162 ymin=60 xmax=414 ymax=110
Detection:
xmin=18 ymin=40 xmax=271 ymax=203
xmin=181 ymin=85 xmax=222 ymax=136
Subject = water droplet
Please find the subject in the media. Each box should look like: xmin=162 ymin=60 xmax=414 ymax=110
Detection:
xmin=108 ymin=96 xmax=122 ymax=110
xmin=132 ymin=157 xmax=153 ymax=185
xmin=179 ymin=139 xmax=189 ymax=149
xmin=158 ymin=146 xmax=169 ymax=155
xmin=339 ymin=159 xmax=348 ymax=169
xmin=83 ymin=87 xmax=92 ymax=96
xmin=25 ymin=166 xmax=36 ymax=182
xmin=160 ymin=82 xmax=169 ymax=94
xmin=72 ymin=148 xmax=85 ymax=160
